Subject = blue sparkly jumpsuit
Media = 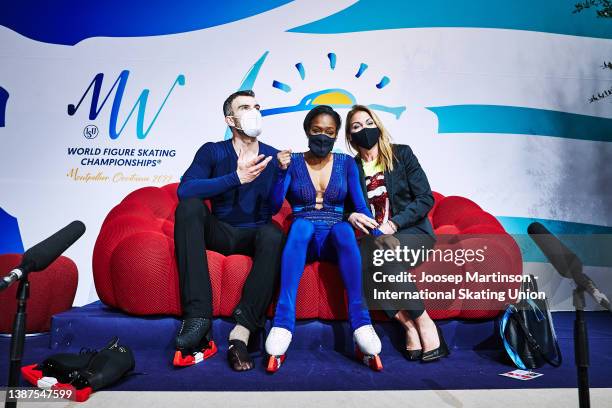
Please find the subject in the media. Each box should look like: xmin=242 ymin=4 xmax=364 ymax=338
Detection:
xmin=270 ymin=152 xmax=382 ymax=333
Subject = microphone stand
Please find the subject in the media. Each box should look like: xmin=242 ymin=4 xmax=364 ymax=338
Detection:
xmin=1 ymin=220 xmax=86 ymax=407
xmin=527 ymin=225 xmax=608 ymax=408
xmin=573 ymin=286 xmax=590 ymax=408
xmin=4 ymin=273 xmax=29 ymax=408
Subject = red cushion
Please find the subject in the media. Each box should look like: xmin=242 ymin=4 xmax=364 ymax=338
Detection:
xmin=0 ymin=254 xmax=78 ymax=333
xmin=432 ymin=196 xmax=481 ymax=229
xmin=317 ymin=261 xmax=348 ymax=320
xmin=92 ymin=184 xmax=522 ymax=321
xmin=220 ymin=255 xmax=251 ymax=316
xmin=416 ymin=242 xmax=465 ymax=320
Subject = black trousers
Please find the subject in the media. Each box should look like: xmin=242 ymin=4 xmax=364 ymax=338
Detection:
xmin=360 ymin=226 xmax=436 ymax=321
xmin=174 ymin=198 xmax=284 ymax=332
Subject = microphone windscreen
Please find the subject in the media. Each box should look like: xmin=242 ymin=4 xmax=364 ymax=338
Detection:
xmin=22 ymin=221 xmax=86 ymax=272
xmin=527 ymin=221 xmax=549 ymax=235
xmin=527 ymin=222 xmax=581 ymax=279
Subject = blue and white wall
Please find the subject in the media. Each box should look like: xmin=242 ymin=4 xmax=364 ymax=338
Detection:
xmin=0 ymin=1 xmax=611 ymax=309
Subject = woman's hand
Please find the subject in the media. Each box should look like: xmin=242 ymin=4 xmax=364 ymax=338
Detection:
xmin=375 ymin=234 xmax=401 ymax=250
xmin=348 ymin=212 xmax=379 ymax=234
xmin=277 ymin=149 xmax=292 ymax=170
xmin=378 ymin=220 xmax=398 ymax=235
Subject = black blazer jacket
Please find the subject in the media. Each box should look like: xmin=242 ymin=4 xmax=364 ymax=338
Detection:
xmin=345 ymin=143 xmax=436 ymax=238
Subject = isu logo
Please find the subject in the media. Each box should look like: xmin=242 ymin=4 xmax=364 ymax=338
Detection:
xmin=83 ymin=124 xmax=99 ymax=139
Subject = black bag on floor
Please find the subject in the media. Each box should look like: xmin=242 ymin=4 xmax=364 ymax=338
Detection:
xmin=498 ymin=274 xmax=562 ymax=369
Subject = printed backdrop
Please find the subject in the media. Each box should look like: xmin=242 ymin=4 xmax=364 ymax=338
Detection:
xmin=0 ymin=1 xmax=611 ymax=309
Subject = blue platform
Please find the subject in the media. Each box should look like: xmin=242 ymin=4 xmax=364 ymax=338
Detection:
xmin=1 ymin=301 xmax=611 ymax=391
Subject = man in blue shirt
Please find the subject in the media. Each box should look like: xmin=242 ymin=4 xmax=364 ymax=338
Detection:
xmin=173 ymin=90 xmax=283 ymax=371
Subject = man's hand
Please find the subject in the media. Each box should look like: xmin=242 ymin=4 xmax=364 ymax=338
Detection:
xmin=277 ymin=149 xmax=292 ymax=170
xmin=348 ymin=212 xmax=379 ymax=234
xmin=236 ymin=149 xmax=273 ymax=184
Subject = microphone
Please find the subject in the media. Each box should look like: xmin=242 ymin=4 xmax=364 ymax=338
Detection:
xmin=528 ymin=221 xmax=611 ymax=312
xmin=0 ymin=221 xmax=86 ymax=290
xmin=527 ymin=222 xmax=582 ymax=279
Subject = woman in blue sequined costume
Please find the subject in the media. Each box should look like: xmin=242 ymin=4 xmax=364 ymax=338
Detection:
xmin=264 ymin=106 xmax=384 ymax=372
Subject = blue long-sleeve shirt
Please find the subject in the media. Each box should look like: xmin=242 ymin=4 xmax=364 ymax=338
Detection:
xmin=270 ymin=152 xmax=382 ymax=236
xmin=177 ymin=139 xmax=279 ymax=228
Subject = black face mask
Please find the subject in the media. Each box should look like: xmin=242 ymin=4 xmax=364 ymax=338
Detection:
xmin=351 ymin=127 xmax=380 ymax=150
xmin=308 ymin=133 xmax=336 ymax=158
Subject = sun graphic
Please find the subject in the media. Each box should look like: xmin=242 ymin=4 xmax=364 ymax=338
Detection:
xmin=262 ymin=52 xmax=405 ymax=119
xmin=309 ymin=89 xmax=354 ymax=105
xmin=225 ymin=51 xmax=406 ymax=140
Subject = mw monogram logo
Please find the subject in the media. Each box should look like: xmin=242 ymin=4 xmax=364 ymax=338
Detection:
xmin=67 ymin=70 xmax=185 ymax=139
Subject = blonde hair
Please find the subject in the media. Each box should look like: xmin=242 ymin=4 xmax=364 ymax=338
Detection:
xmin=345 ymin=105 xmax=395 ymax=172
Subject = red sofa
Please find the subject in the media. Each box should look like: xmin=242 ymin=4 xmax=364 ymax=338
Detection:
xmin=0 ymin=254 xmax=78 ymax=333
xmin=92 ymin=184 xmax=522 ymax=321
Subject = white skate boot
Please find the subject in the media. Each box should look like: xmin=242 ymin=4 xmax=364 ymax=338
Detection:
xmin=265 ymin=327 xmax=292 ymax=373
xmin=353 ymin=324 xmax=383 ymax=371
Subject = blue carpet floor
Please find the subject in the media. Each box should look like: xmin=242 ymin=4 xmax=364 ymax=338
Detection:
xmin=1 ymin=301 xmax=611 ymax=391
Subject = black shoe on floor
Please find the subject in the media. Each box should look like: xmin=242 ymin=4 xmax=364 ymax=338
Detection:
xmin=421 ymin=325 xmax=450 ymax=363
xmin=403 ymin=348 xmax=423 ymax=361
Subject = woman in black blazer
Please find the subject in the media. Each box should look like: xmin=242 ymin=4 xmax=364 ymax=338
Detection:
xmin=344 ymin=104 xmax=449 ymax=362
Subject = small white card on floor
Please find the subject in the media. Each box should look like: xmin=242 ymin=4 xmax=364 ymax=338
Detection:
xmin=499 ymin=369 xmax=543 ymax=381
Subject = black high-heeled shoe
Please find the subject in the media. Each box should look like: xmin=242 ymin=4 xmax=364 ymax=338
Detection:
xmin=421 ymin=324 xmax=450 ymax=362
xmin=402 ymin=325 xmax=422 ymax=361
xmin=403 ymin=348 xmax=423 ymax=361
